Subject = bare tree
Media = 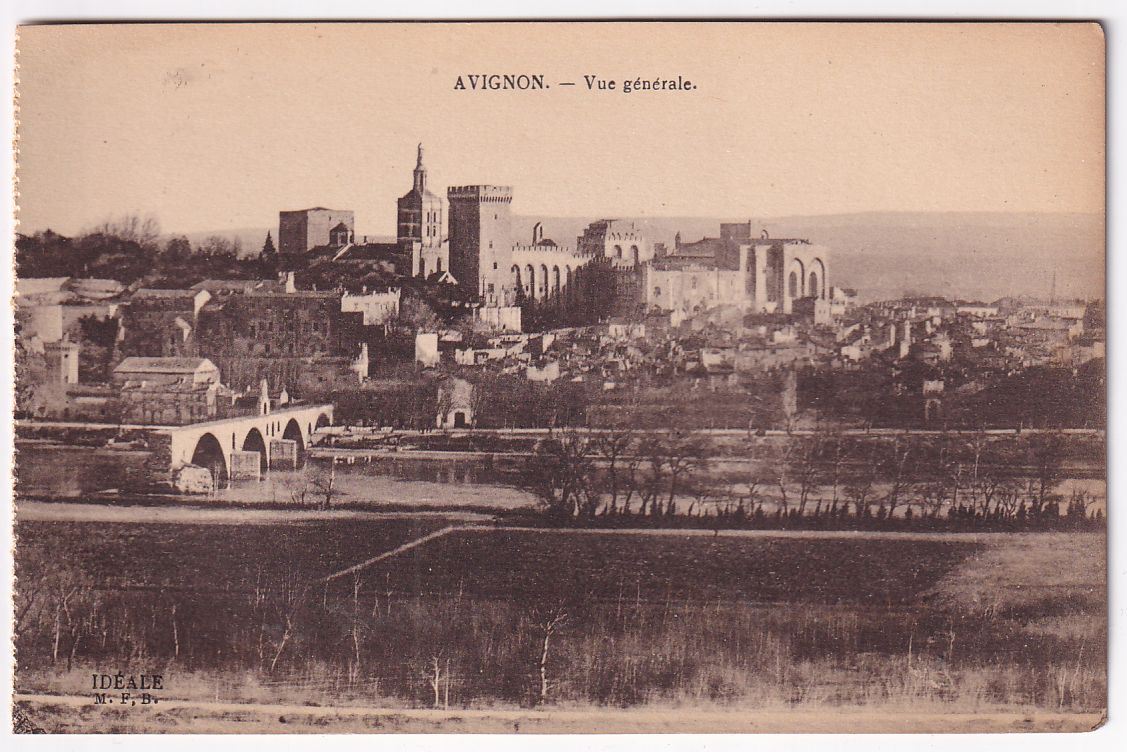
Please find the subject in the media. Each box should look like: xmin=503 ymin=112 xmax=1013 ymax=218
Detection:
xmin=787 ymin=436 xmax=821 ymax=516
xmin=662 ymin=430 xmax=710 ymax=516
xmin=1027 ymin=430 xmax=1066 ymax=515
xmin=266 ymin=567 xmax=310 ymax=674
xmin=308 ymin=462 xmax=341 ymax=510
xmin=88 ymin=213 xmax=162 ymax=253
xmin=425 ymin=654 xmax=452 ymax=709
xmin=526 ymin=430 xmax=596 ymax=518
xmin=536 ymin=607 xmax=568 ymax=705
xmin=821 ymin=431 xmax=852 ymax=508
xmin=589 ymin=422 xmax=635 ymax=515
xmin=880 ymin=435 xmax=915 ymax=518
xmin=637 ymin=435 xmax=669 ymax=517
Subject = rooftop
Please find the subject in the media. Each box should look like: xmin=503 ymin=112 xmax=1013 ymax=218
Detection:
xmin=132 ymin=288 xmax=204 ymax=299
xmin=190 ymin=279 xmax=285 ymax=293
xmin=114 ymin=357 xmax=217 ymax=375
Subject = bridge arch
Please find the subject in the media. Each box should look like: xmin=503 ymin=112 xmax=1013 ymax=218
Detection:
xmin=283 ymin=418 xmax=306 ymax=466
xmin=241 ymin=427 xmax=268 ymax=473
xmin=190 ymin=432 xmax=228 ymax=483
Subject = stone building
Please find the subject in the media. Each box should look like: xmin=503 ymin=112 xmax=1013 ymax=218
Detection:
xmin=15 ymin=277 xmax=124 ymax=354
xmin=113 ymin=357 xmax=229 ymax=425
xmin=576 ymin=219 xmax=652 ymax=269
xmin=510 ymin=223 xmax=584 ymax=305
xmin=193 ymin=289 xmax=365 ymax=391
xmin=398 ymin=144 xmax=448 ymax=278
xmin=341 ymin=287 xmax=401 ymax=326
xmin=278 ymin=207 xmax=355 ymax=255
xmin=119 ymin=281 xmax=367 ymax=394
xmin=644 ymin=223 xmax=830 ymax=316
xmin=436 ymin=377 xmax=474 ymax=429
xmin=447 ymin=184 xmax=514 ymax=306
xmin=120 ymin=288 xmax=212 ymax=358
xmin=43 ymin=339 xmax=80 ymax=385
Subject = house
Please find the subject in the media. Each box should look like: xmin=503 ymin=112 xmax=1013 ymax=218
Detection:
xmin=436 ymin=378 xmax=474 ymax=429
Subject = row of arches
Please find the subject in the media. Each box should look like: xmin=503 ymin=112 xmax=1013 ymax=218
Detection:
xmin=786 ymin=257 xmax=827 ymax=300
xmin=511 ymin=262 xmax=575 ymax=301
xmin=189 ymin=415 xmax=329 ymax=483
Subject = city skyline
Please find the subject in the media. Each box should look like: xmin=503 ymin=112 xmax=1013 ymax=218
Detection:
xmin=16 ymin=23 xmax=1104 ymax=237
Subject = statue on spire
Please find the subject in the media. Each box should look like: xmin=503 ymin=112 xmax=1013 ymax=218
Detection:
xmin=413 ymin=143 xmax=427 ymax=192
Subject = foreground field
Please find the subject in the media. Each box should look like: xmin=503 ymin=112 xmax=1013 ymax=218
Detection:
xmin=13 ymin=513 xmax=1105 ymax=732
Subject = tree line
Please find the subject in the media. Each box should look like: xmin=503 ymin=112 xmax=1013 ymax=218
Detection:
xmin=521 ymin=427 xmax=1104 ymax=531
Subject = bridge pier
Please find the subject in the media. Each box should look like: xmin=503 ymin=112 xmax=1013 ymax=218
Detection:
xmin=270 ymin=438 xmax=299 ymax=470
xmin=229 ymin=450 xmax=262 ymax=481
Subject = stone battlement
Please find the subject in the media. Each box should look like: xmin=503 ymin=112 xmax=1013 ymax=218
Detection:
xmin=447 ymin=185 xmax=513 ymax=202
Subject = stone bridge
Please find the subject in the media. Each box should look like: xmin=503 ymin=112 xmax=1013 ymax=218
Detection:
xmin=160 ymin=403 xmax=334 ymax=482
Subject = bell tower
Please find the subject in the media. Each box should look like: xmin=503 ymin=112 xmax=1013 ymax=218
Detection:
xmin=397 ymin=143 xmax=446 ymax=276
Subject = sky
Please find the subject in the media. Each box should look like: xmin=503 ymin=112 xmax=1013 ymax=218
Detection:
xmin=15 ymin=22 xmax=1105 ymax=237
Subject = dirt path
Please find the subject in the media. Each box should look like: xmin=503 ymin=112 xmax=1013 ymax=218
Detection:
xmin=12 ymin=693 xmax=1103 ymax=734
xmin=319 ymin=525 xmax=483 ymax=582
xmin=14 ymin=500 xmax=493 ymax=526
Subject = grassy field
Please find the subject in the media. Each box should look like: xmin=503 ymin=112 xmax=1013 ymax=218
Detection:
xmin=15 ymin=518 xmax=449 ymax=591
xmin=363 ymin=529 xmax=976 ymax=606
xmin=13 ymin=518 xmax=1106 ymax=731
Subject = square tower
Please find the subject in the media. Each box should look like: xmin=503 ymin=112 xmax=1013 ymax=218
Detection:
xmin=278 ymin=208 xmax=354 ymax=254
xmin=447 ymin=185 xmax=513 ymax=306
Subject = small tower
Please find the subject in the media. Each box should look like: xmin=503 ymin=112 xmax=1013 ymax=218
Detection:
xmin=258 ymin=378 xmax=271 ymax=415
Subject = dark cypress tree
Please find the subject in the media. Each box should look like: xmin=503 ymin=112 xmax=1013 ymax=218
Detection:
xmin=261 ymin=231 xmax=276 ymax=258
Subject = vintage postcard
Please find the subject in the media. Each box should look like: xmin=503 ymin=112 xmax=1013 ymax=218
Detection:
xmin=10 ymin=22 xmax=1105 ymax=734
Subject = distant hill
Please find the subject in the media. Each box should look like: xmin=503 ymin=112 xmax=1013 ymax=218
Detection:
xmin=513 ymin=212 xmax=1104 ymax=303
xmin=178 ymin=212 xmax=1104 ymax=302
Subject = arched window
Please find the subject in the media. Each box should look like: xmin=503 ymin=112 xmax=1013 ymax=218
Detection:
xmin=788 ymin=272 xmax=798 ymax=299
xmin=654 ymin=286 xmax=662 ymax=297
xmin=614 ymin=245 xmax=623 ymax=258
xmin=630 ymin=245 xmax=639 ymax=265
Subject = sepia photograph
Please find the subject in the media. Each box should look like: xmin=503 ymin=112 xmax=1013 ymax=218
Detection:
xmin=8 ymin=20 xmax=1107 ymax=734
